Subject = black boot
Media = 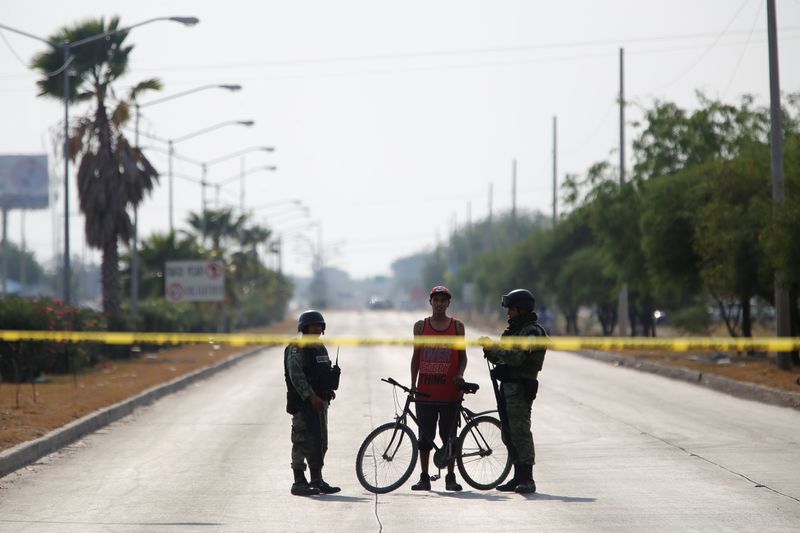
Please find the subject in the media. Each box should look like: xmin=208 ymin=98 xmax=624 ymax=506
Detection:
xmin=310 ymin=467 xmax=341 ymax=495
xmin=514 ymin=464 xmax=536 ymax=494
xmin=291 ymin=468 xmax=320 ymax=496
xmin=411 ymin=472 xmax=431 ymax=491
xmin=496 ymin=464 xmax=520 ymax=492
xmin=445 ymin=472 xmax=462 ymax=492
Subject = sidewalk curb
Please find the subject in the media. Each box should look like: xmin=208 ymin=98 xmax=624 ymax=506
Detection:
xmin=575 ymin=349 xmax=800 ymax=410
xmin=0 ymin=345 xmax=267 ymax=479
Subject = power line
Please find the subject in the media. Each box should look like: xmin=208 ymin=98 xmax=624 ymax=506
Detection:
xmin=649 ymin=0 xmax=752 ymax=94
xmin=127 ymin=25 xmax=800 ymax=74
xmin=0 ymin=28 xmax=31 ymax=69
xmin=723 ymin=0 xmax=764 ymax=98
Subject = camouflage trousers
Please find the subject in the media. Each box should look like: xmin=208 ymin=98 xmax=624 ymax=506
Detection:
xmin=501 ymin=382 xmax=535 ymax=465
xmin=291 ymin=402 xmax=328 ymax=471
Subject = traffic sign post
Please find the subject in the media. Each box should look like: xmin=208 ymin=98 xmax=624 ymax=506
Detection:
xmin=164 ymin=260 xmax=225 ymax=302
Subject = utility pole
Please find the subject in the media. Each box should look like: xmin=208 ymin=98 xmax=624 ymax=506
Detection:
xmin=488 ymin=182 xmax=493 ymax=223
xmin=767 ymin=0 xmax=793 ymax=369
xmin=552 ymin=116 xmax=558 ymax=227
xmin=487 ymin=182 xmax=494 ymax=251
xmin=511 ymin=159 xmax=517 ymax=238
xmin=617 ymin=47 xmax=630 ymax=337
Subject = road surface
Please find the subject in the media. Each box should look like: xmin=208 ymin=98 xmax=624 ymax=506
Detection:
xmin=1 ymin=310 xmax=798 ymax=531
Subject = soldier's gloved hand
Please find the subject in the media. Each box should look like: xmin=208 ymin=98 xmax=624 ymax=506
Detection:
xmin=309 ymin=393 xmax=324 ymax=413
xmin=478 ymin=336 xmax=493 ymax=358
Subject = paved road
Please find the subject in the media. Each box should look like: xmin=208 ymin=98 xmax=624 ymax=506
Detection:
xmin=1 ymin=310 xmax=798 ymax=532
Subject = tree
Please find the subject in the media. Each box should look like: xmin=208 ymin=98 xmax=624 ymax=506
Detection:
xmin=0 ymin=242 xmax=46 ymax=287
xmin=186 ymin=207 xmax=246 ymax=256
xmin=632 ymin=93 xmax=769 ymax=180
xmin=121 ymin=230 xmax=207 ymax=300
xmin=693 ymin=149 xmax=774 ymax=338
xmin=32 ymin=17 xmax=160 ymax=321
xmin=640 ymin=166 xmax=705 ymax=304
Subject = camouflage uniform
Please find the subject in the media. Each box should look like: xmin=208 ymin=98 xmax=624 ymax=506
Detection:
xmin=286 ymin=344 xmax=331 ymax=472
xmin=484 ymin=313 xmax=546 ymax=465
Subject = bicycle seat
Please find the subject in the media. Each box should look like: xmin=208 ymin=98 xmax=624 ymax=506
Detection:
xmin=460 ymin=381 xmax=479 ymax=394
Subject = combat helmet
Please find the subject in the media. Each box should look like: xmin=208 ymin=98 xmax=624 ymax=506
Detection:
xmin=297 ymin=310 xmax=326 ymax=333
xmin=501 ymin=289 xmax=536 ymax=312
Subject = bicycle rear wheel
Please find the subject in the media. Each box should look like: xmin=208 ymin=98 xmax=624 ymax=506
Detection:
xmin=457 ymin=416 xmax=511 ymax=490
xmin=356 ymin=422 xmax=418 ymax=494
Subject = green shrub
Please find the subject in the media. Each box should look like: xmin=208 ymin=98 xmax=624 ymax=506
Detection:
xmin=0 ymin=296 xmax=106 ymax=382
xmin=670 ymin=305 xmax=712 ymax=334
xmin=134 ymin=299 xmax=216 ymax=333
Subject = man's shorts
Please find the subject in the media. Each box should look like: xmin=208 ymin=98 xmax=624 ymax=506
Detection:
xmin=414 ymin=402 xmax=458 ymax=452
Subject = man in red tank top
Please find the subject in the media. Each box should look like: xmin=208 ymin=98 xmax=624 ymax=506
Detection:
xmin=410 ymin=285 xmax=467 ymax=491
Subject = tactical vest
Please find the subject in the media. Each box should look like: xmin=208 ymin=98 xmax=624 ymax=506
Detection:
xmin=284 ymin=343 xmax=333 ymax=414
xmin=501 ymin=314 xmax=547 ymax=374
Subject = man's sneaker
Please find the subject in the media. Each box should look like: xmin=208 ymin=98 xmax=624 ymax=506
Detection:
xmin=411 ymin=473 xmax=431 ymax=491
xmin=312 ymin=480 xmax=341 ymax=495
xmin=445 ymin=473 xmax=462 ymax=492
xmin=291 ymin=482 xmax=320 ymax=496
xmin=515 ymin=479 xmax=537 ymax=494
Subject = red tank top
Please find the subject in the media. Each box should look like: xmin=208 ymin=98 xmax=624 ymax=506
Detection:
xmin=416 ymin=317 xmax=461 ymax=402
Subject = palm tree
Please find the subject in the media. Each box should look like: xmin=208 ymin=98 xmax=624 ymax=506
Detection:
xmin=32 ymin=16 xmax=160 ymax=322
xmin=237 ymin=223 xmax=272 ymax=262
xmin=187 ymin=208 xmax=247 ymax=256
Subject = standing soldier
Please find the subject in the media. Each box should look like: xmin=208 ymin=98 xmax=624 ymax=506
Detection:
xmin=284 ymin=310 xmax=341 ymax=496
xmin=410 ymin=285 xmax=467 ymax=491
xmin=481 ymin=289 xmax=547 ymax=494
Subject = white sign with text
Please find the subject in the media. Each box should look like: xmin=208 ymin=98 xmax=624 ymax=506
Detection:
xmin=165 ymin=260 xmax=225 ymax=302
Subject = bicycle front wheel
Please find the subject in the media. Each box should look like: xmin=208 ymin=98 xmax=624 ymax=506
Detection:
xmin=457 ymin=416 xmax=511 ymax=490
xmin=356 ymin=422 xmax=418 ymax=494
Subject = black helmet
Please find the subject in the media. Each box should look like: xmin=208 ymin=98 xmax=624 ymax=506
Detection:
xmin=298 ymin=310 xmax=326 ymax=333
xmin=501 ymin=289 xmax=536 ymax=312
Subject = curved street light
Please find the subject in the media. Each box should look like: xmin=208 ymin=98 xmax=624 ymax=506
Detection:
xmin=214 ymin=164 xmax=278 ymax=211
xmin=0 ymin=15 xmax=199 ymax=304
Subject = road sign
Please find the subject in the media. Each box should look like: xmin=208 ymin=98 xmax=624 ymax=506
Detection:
xmin=0 ymin=155 xmax=49 ymax=209
xmin=165 ymin=260 xmax=225 ymax=302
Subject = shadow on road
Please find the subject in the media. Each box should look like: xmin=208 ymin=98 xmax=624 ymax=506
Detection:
xmin=521 ymin=492 xmax=596 ymax=503
xmin=424 ymin=490 xmax=513 ymax=501
xmin=312 ymin=494 xmax=373 ymax=503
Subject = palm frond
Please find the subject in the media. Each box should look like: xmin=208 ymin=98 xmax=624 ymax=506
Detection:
xmin=129 ymin=78 xmax=163 ymax=100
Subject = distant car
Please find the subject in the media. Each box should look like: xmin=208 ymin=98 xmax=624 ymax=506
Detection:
xmin=368 ymin=297 xmax=393 ymax=310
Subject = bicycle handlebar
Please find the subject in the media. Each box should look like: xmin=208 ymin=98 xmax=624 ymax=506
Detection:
xmin=381 ymin=377 xmax=479 ymax=396
xmin=381 ymin=377 xmax=430 ymax=398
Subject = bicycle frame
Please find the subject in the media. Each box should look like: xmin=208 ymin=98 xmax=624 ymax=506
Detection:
xmin=383 ymin=378 xmax=498 ymax=466
xmin=356 ymin=377 xmax=512 ymax=493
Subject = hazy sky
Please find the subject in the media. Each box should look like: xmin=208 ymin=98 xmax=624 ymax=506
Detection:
xmin=2 ymin=0 xmax=799 ymax=279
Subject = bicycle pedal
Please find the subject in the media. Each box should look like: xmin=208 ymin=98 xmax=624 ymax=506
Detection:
xmin=430 ymin=474 xmax=440 ymax=482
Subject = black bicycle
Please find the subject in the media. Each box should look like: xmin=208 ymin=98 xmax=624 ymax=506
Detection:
xmin=355 ymin=377 xmax=511 ymax=493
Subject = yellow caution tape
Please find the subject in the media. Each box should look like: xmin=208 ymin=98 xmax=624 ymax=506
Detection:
xmin=0 ymin=330 xmax=798 ymax=352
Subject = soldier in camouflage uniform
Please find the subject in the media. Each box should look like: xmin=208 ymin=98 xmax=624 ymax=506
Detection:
xmin=284 ymin=310 xmax=341 ymax=496
xmin=481 ymin=289 xmax=547 ymax=494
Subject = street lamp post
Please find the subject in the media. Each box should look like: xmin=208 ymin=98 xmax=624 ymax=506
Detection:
xmin=214 ymin=164 xmax=278 ymax=210
xmin=137 ymin=121 xmax=256 ymax=232
xmin=0 ymin=16 xmax=199 ymax=305
xmin=134 ymin=85 xmax=244 ymax=319
xmin=131 ymin=118 xmax=252 ymax=318
xmin=133 ymin=83 xmax=242 ymax=232
xmin=197 ymin=146 xmax=275 ymax=240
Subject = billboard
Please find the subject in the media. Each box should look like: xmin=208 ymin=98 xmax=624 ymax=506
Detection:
xmin=0 ymin=155 xmax=49 ymax=209
xmin=164 ymin=260 xmax=225 ymax=302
